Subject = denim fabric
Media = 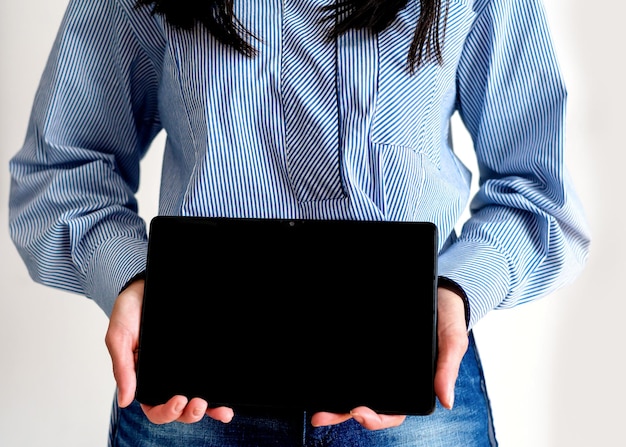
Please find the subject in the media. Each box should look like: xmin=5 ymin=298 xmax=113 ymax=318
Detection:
xmin=109 ymin=332 xmax=497 ymax=447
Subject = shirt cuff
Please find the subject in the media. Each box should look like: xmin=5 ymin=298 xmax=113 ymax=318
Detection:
xmin=119 ymin=270 xmax=147 ymax=294
xmin=84 ymin=236 xmax=148 ymax=318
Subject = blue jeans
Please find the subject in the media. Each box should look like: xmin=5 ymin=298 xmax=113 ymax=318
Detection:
xmin=109 ymin=332 xmax=497 ymax=446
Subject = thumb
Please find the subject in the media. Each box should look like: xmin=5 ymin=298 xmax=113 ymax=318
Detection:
xmin=434 ymin=288 xmax=469 ymax=409
xmin=105 ymin=280 xmax=144 ymax=408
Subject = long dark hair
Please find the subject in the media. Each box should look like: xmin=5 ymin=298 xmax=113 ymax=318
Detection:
xmin=135 ymin=0 xmax=448 ymax=72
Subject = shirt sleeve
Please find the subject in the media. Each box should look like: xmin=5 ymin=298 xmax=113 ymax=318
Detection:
xmin=8 ymin=0 xmax=163 ymax=317
xmin=437 ymin=0 xmax=591 ymax=328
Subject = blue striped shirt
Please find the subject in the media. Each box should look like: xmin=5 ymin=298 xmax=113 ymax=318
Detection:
xmin=8 ymin=0 xmax=590 ymax=328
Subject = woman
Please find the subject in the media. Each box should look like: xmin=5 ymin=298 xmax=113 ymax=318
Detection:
xmin=8 ymin=0 xmax=590 ymax=445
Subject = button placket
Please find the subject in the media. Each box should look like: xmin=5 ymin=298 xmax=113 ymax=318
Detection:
xmin=281 ymin=0 xmax=344 ymax=202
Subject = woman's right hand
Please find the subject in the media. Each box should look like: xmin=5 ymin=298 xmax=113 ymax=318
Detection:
xmin=104 ymin=278 xmax=234 ymax=424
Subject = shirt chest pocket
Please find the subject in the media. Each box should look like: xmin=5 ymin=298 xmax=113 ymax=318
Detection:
xmin=367 ymin=2 xmax=446 ymax=169
xmin=369 ymin=0 xmax=474 ymax=169
xmin=370 ymin=41 xmax=441 ymax=168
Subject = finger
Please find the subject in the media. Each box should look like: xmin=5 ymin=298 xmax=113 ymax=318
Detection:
xmin=175 ymin=397 xmax=209 ymax=424
xmin=140 ymin=395 xmax=188 ymax=424
xmin=105 ymin=281 xmax=144 ymax=408
xmin=310 ymin=411 xmax=352 ymax=427
xmin=434 ymin=342 xmax=466 ymax=409
xmin=433 ymin=331 xmax=468 ymax=409
xmin=311 ymin=408 xmax=406 ymax=430
xmin=349 ymin=406 xmax=405 ymax=430
xmin=434 ymin=288 xmax=469 ymax=409
xmin=206 ymin=406 xmax=235 ymax=423
xmin=105 ymin=322 xmax=137 ymax=408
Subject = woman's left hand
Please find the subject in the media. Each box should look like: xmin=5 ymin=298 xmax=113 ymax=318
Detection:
xmin=311 ymin=406 xmax=406 ymax=430
xmin=310 ymin=286 xmax=469 ymax=430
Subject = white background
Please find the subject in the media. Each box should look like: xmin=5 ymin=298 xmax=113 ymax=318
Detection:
xmin=0 ymin=1 xmax=622 ymax=446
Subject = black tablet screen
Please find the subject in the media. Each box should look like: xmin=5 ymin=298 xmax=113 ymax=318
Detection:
xmin=135 ymin=216 xmax=438 ymax=415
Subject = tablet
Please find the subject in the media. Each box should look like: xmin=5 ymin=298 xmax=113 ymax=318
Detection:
xmin=135 ymin=216 xmax=438 ymax=415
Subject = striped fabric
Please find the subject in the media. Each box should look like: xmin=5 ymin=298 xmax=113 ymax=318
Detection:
xmin=8 ymin=0 xmax=590 ymax=328
xmin=281 ymin=0 xmax=342 ymax=202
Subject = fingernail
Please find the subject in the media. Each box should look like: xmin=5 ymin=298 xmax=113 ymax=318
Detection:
xmin=447 ymin=385 xmax=455 ymax=409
